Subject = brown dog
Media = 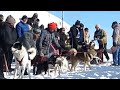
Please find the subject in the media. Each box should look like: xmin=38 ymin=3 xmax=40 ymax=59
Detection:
xmin=67 ymin=40 xmax=98 ymax=71
xmin=68 ymin=48 xmax=91 ymax=71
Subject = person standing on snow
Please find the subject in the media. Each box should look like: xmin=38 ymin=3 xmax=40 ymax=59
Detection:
xmin=111 ymin=21 xmax=120 ymax=66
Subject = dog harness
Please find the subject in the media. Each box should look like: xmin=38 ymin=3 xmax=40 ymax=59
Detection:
xmin=16 ymin=56 xmax=24 ymax=66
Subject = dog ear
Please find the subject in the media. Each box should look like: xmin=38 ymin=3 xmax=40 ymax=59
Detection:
xmin=18 ymin=43 xmax=22 ymax=50
xmin=15 ymin=42 xmax=22 ymax=50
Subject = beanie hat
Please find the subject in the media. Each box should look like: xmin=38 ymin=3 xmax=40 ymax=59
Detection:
xmin=84 ymin=28 xmax=89 ymax=31
xmin=5 ymin=15 xmax=16 ymax=25
xmin=95 ymin=24 xmax=101 ymax=28
xmin=112 ymin=21 xmax=118 ymax=28
xmin=48 ymin=22 xmax=57 ymax=30
xmin=112 ymin=21 xmax=118 ymax=25
xmin=80 ymin=23 xmax=84 ymax=28
xmin=32 ymin=13 xmax=38 ymax=18
xmin=0 ymin=14 xmax=4 ymax=21
xmin=75 ymin=20 xmax=80 ymax=25
xmin=21 ymin=15 xmax=28 ymax=20
xmin=112 ymin=21 xmax=117 ymax=26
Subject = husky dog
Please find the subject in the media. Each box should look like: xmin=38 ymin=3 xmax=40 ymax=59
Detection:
xmin=68 ymin=40 xmax=98 ymax=71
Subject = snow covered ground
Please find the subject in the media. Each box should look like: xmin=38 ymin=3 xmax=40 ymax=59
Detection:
xmin=1 ymin=11 xmax=120 ymax=79
xmin=3 ymin=54 xmax=120 ymax=79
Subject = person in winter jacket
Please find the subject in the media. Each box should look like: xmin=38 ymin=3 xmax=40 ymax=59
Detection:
xmin=58 ymin=27 xmax=67 ymax=50
xmin=111 ymin=21 xmax=120 ymax=66
xmin=16 ymin=15 xmax=32 ymax=38
xmin=0 ymin=14 xmax=4 ymax=28
xmin=94 ymin=24 xmax=109 ymax=62
xmin=35 ymin=22 xmax=61 ymax=75
xmin=0 ymin=15 xmax=17 ymax=72
xmin=84 ymin=28 xmax=90 ymax=44
xmin=69 ymin=20 xmax=84 ymax=50
xmin=0 ymin=14 xmax=4 ymax=47
xmin=69 ymin=20 xmax=80 ymax=49
xmin=39 ymin=24 xmax=44 ymax=31
xmin=18 ymin=27 xmax=41 ymax=59
xmin=18 ymin=28 xmax=41 ymax=75
xmin=27 ymin=13 xmax=39 ymax=29
xmin=0 ymin=14 xmax=6 ymax=79
xmin=39 ymin=22 xmax=61 ymax=58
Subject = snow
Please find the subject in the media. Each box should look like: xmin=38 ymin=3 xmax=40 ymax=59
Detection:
xmin=3 ymin=59 xmax=120 ymax=79
xmin=4 ymin=41 xmax=119 ymax=79
xmin=1 ymin=11 xmax=120 ymax=79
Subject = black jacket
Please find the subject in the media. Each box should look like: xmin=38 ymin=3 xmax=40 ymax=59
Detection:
xmin=0 ymin=22 xmax=17 ymax=48
xmin=58 ymin=32 xmax=67 ymax=49
xmin=27 ymin=18 xmax=39 ymax=29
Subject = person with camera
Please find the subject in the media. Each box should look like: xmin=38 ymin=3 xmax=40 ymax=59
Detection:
xmin=94 ymin=24 xmax=109 ymax=63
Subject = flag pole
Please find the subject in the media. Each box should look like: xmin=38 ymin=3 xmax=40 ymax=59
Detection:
xmin=62 ymin=11 xmax=64 ymax=28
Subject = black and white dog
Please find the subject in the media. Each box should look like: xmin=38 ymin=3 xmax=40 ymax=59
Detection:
xmin=11 ymin=42 xmax=36 ymax=79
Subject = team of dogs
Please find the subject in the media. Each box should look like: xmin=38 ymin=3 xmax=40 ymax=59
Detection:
xmin=11 ymin=40 xmax=102 ymax=79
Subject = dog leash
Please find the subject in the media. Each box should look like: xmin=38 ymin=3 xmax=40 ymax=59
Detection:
xmin=50 ymin=44 xmax=60 ymax=56
xmin=16 ymin=56 xmax=24 ymax=66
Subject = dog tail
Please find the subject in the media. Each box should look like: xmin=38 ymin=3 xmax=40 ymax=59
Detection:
xmin=28 ymin=48 xmax=37 ymax=60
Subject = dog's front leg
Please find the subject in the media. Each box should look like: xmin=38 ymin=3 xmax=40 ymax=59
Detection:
xmin=17 ymin=66 xmax=22 ymax=79
xmin=84 ymin=62 xmax=87 ymax=71
xmin=87 ymin=61 xmax=92 ymax=70
xmin=47 ymin=68 xmax=50 ymax=76
xmin=27 ymin=67 xmax=31 ymax=79
xmin=13 ymin=66 xmax=18 ymax=79
xmin=58 ymin=65 xmax=61 ymax=76
xmin=73 ymin=61 xmax=79 ymax=71
xmin=27 ymin=62 xmax=31 ymax=79
xmin=20 ymin=67 xmax=26 ymax=79
xmin=54 ymin=64 xmax=58 ymax=76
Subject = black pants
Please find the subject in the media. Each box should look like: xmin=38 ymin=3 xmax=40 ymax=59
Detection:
xmin=4 ymin=46 xmax=13 ymax=71
xmin=99 ymin=43 xmax=110 ymax=60
xmin=0 ymin=48 xmax=5 ymax=79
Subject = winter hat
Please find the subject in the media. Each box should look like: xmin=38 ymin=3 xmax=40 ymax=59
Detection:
xmin=32 ymin=13 xmax=38 ymax=18
xmin=112 ymin=21 xmax=118 ymax=25
xmin=5 ymin=15 xmax=16 ymax=25
xmin=48 ymin=22 xmax=57 ymax=30
xmin=75 ymin=20 xmax=80 ymax=25
xmin=111 ymin=21 xmax=118 ymax=28
xmin=95 ymin=24 xmax=101 ymax=28
xmin=21 ymin=15 xmax=28 ymax=20
xmin=80 ymin=23 xmax=84 ymax=28
xmin=84 ymin=28 xmax=89 ymax=31
xmin=59 ymin=27 xmax=65 ymax=32
xmin=39 ymin=24 xmax=44 ymax=30
xmin=0 ymin=14 xmax=4 ymax=21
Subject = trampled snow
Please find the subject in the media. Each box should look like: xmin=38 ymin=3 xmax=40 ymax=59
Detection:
xmin=1 ymin=11 xmax=120 ymax=79
xmin=3 ymin=57 xmax=120 ymax=79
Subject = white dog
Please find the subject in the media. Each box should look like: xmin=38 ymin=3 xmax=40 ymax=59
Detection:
xmin=11 ymin=42 xmax=36 ymax=79
xmin=54 ymin=56 xmax=69 ymax=76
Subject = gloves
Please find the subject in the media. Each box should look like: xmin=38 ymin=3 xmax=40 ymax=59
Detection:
xmin=113 ymin=42 xmax=117 ymax=47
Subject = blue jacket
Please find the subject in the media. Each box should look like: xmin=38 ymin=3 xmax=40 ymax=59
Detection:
xmin=16 ymin=21 xmax=29 ymax=38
